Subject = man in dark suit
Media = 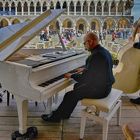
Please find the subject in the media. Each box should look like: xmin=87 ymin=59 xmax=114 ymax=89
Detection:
xmin=41 ymin=32 xmax=115 ymax=122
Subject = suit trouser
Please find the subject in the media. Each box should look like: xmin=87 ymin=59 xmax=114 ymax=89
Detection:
xmin=53 ymin=84 xmax=111 ymax=119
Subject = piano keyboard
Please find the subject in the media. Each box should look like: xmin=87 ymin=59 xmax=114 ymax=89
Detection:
xmin=38 ymin=75 xmax=64 ymax=87
xmin=38 ymin=68 xmax=82 ymax=87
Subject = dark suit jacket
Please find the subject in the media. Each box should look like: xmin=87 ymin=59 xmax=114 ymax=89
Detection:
xmin=71 ymin=44 xmax=115 ymax=98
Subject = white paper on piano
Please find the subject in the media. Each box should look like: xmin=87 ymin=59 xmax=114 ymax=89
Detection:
xmin=26 ymin=55 xmax=47 ymax=61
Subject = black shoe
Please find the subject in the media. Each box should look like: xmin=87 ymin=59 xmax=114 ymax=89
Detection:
xmin=130 ymin=97 xmax=140 ymax=104
xmin=41 ymin=113 xmax=61 ymax=123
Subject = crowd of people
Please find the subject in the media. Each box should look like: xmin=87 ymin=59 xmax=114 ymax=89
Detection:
xmin=39 ymin=27 xmax=132 ymax=49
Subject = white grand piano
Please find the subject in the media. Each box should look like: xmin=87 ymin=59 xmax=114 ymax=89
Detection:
xmin=0 ymin=9 xmax=88 ymax=140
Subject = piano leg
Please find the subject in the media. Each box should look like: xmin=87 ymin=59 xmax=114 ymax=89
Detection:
xmin=11 ymin=95 xmax=38 ymax=140
xmin=15 ymin=95 xmax=28 ymax=134
xmin=46 ymin=97 xmax=53 ymax=114
xmin=53 ymin=94 xmax=58 ymax=104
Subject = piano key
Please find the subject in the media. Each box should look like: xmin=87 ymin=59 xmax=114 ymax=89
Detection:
xmin=38 ymin=67 xmax=83 ymax=87
xmin=38 ymin=75 xmax=64 ymax=87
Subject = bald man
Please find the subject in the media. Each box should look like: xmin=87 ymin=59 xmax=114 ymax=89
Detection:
xmin=41 ymin=32 xmax=115 ymax=122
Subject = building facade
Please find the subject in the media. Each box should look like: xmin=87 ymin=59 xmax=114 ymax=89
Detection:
xmin=0 ymin=0 xmax=134 ymax=33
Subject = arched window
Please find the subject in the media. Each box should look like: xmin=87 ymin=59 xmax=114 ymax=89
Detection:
xmin=97 ymin=1 xmax=102 ymax=15
xmin=36 ymin=1 xmax=41 ymax=12
xmin=83 ymin=1 xmax=88 ymax=15
xmin=90 ymin=1 xmax=95 ymax=15
xmin=50 ymin=1 xmax=54 ymax=9
xmin=56 ymin=1 xmax=61 ymax=9
xmin=104 ymin=1 xmax=109 ymax=15
xmin=118 ymin=18 xmax=128 ymax=28
xmin=111 ymin=1 xmax=116 ymax=15
xmin=30 ymin=2 xmax=34 ymax=13
xmin=12 ymin=19 xmax=20 ymax=24
xmin=63 ymin=19 xmax=72 ymax=28
xmin=125 ymin=0 xmax=132 ymax=15
xmin=17 ymin=2 xmax=22 ymax=13
xmin=76 ymin=1 xmax=81 ymax=14
xmin=23 ymin=2 xmax=28 ymax=13
xmin=43 ymin=2 xmax=47 ymax=12
xmin=79 ymin=24 xmax=84 ymax=32
xmin=103 ymin=21 xmax=107 ymax=29
xmin=67 ymin=21 xmax=72 ymax=28
xmin=69 ymin=1 xmax=74 ymax=13
xmin=104 ymin=19 xmax=115 ymax=29
xmin=91 ymin=21 xmax=96 ymax=30
xmin=56 ymin=21 xmax=60 ymax=30
xmin=5 ymin=2 xmax=9 ymax=15
xmin=0 ymin=19 xmax=8 ymax=28
xmin=11 ymin=2 xmax=15 ymax=15
xmin=118 ymin=0 xmax=124 ymax=15
xmin=62 ymin=1 xmax=67 ymax=9
xmin=0 ymin=2 xmax=3 ymax=12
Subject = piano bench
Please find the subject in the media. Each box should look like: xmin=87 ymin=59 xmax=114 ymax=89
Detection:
xmin=80 ymin=88 xmax=122 ymax=140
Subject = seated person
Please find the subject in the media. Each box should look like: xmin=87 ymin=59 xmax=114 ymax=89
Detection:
xmin=41 ymin=32 xmax=115 ymax=122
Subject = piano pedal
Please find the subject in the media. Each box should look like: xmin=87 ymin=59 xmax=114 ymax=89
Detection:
xmin=11 ymin=127 xmax=38 ymax=140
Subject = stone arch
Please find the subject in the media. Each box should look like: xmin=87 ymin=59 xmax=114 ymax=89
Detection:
xmin=0 ymin=18 xmax=9 ymax=28
xmin=76 ymin=18 xmax=87 ymax=33
xmin=63 ymin=18 xmax=74 ymax=28
xmin=90 ymin=19 xmax=101 ymax=31
xmin=11 ymin=18 xmax=20 ymax=24
xmin=103 ymin=18 xmax=116 ymax=30
xmin=118 ymin=18 xmax=129 ymax=28
xmin=56 ymin=20 xmax=60 ymax=30
xmin=24 ymin=18 xmax=31 ymax=22
xmin=49 ymin=20 xmax=60 ymax=30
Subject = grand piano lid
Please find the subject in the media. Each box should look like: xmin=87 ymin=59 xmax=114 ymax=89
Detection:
xmin=0 ymin=9 xmax=65 ymax=61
